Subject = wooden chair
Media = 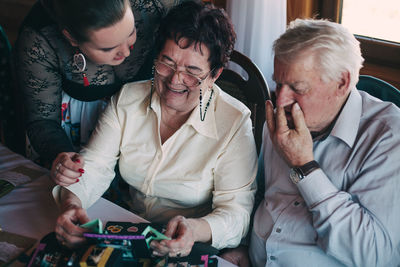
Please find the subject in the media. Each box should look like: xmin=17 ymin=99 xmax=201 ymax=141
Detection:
xmin=216 ymin=50 xmax=270 ymax=154
xmin=357 ymin=75 xmax=400 ymax=108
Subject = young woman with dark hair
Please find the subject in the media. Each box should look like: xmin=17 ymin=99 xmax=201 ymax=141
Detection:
xmin=14 ymin=0 xmax=185 ymax=170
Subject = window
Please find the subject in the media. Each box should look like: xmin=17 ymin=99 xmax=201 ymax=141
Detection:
xmin=337 ymin=0 xmax=400 ymax=88
xmin=341 ymin=0 xmax=400 ymax=44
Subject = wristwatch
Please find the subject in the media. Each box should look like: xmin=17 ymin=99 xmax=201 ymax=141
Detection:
xmin=289 ymin=160 xmax=320 ymax=184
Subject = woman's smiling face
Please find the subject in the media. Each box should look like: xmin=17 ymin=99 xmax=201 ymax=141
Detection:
xmin=154 ymin=38 xmax=217 ymax=114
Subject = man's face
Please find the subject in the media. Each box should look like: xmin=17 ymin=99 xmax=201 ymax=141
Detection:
xmin=273 ymin=52 xmax=347 ymax=133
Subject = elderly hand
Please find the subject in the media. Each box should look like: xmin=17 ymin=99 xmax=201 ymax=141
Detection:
xmin=150 ymin=216 xmax=199 ymax=258
xmin=220 ymin=245 xmax=250 ymax=267
xmin=51 ymin=152 xmax=85 ymax=186
xmin=55 ymin=205 xmax=90 ymax=249
xmin=266 ymin=100 xmax=314 ymax=167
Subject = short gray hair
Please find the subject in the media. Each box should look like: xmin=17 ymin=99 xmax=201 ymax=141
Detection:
xmin=273 ymin=19 xmax=364 ymax=89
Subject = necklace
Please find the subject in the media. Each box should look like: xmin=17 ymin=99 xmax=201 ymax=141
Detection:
xmin=199 ymin=87 xmax=214 ymax=121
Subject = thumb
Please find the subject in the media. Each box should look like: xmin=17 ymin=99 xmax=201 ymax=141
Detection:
xmin=76 ymin=208 xmax=90 ymax=225
xmin=265 ymin=100 xmax=276 ymax=134
xmin=72 ymin=153 xmax=84 ymax=166
xmin=164 ymin=220 xmax=179 ymax=238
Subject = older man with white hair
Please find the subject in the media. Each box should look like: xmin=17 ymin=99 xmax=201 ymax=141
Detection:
xmin=253 ymin=18 xmax=400 ymax=267
xmin=223 ymin=19 xmax=400 ymax=267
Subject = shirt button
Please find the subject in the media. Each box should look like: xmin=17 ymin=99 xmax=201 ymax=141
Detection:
xmin=294 ymin=201 xmax=300 ymax=206
xmin=270 ymin=256 xmax=276 ymax=261
xmin=276 ymin=228 xmax=281 ymax=233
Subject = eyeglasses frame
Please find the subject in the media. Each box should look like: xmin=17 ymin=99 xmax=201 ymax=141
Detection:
xmin=154 ymin=60 xmax=214 ymax=87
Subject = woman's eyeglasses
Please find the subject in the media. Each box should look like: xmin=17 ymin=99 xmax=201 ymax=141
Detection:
xmin=154 ymin=61 xmax=213 ymax=87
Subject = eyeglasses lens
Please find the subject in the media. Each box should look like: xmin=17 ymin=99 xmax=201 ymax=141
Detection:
xmin=155 ymin=62 xmax=200 ymax=87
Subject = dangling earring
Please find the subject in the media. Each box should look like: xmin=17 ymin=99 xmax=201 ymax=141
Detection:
xmin=149 ymin=66 xmax=155 ymax=110
xmin=199 ymin=87 xmax=214 ymax=121
xmin=73 ymin=50 xmax=90 ymax=86
xmin=130 ymin=45 xmax=134 ymax=50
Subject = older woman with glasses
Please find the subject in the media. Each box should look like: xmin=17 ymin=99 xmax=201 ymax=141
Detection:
xmin=52 ymin=0 xmax=257 ymax=257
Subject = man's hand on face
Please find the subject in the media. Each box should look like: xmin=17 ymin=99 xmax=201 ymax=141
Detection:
xmin=266 ymin=100 xmax=314 ymax=167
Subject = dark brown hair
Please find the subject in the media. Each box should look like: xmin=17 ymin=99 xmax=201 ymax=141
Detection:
xmin=155 ymin=0 xmax=236 ymax=78
xmin=53 ymin=0 xmax=129 ymax=43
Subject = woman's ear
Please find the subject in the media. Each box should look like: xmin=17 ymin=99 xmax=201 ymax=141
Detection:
xmin=212 ymin=67 xmax=224 ymax=82
xmin=62 ymin=29 xmax=79 ymax=47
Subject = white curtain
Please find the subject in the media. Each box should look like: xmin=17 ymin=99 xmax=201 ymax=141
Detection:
xmin=226 ymin=0 xmax=287 ymax=91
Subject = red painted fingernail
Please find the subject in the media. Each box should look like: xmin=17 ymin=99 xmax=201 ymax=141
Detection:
xmin=79 ymin=168 xmax=85 ymax=173
xmin=75 ymin=159 xmax=80 ymax=163
xmin=76 ymin=179 xmax=79 ymax=183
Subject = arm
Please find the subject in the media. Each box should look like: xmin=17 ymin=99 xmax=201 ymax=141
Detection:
xmin=298 ymin=133 xmax=400 ymax=266
xmin=53 ymin=89 xmax=123 ymax=209
xmin=202 ymin=112 xmax=258 ymax=249
xmin=54 ymin=187 xmax=90 ymax=248
xmin=14 ymin=27 xmax=73 ymax=163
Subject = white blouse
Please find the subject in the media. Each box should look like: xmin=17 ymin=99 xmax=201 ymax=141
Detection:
xmin=55 ymin=80 xmax=258 ymax=249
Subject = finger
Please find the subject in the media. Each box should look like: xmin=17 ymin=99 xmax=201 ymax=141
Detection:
xmin=265 ymin=100 xmax=275 ymax=135
xmin=55 ymin=213 xmax=87 ymax=248
xmin=164 ymin=216 xmax=182 ymax=238
xmin=71 ymin=154 xmax=84 ymax=165
xmin=164 ymin=226 xmax=193 ymax=257
xmin=75 ymin=208 xmax=90 ymax=225
xmin=291 ymin=102 xmax=307 ymax=131
xmin=275 ymin=105 xmax=289 ymax=133
xmin=150 ymin=240 xmax=169 ymax=256
xmin=57 ymin=165 xmax=82 ymax=181
xmin=62 ymin=153 xmax=85 ymax=175
xmin=53 ymin=172 xmax=80 ymax=186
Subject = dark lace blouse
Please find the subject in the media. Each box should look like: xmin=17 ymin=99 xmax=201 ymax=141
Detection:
xmin=14 ymin=0 xmax=184 ymax=163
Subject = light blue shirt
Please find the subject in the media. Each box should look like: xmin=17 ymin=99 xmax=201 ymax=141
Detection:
xmin=250 ymin=89 xmax=400 ymax=267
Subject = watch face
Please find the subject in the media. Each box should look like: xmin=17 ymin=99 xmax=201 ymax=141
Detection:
xmin=289 ymin=168 xmax=302 ymax=184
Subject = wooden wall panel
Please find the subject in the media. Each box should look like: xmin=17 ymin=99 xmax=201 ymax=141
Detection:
xmin=287 ymin=0 xmax=318 ymax=23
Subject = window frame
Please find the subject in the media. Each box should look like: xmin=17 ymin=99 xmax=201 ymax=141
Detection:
xmin=321 ymin=0 xmax=400 ymax=87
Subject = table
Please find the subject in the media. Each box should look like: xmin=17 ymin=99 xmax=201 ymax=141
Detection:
xmin=0 ymin=144 xmax=236 ymax=266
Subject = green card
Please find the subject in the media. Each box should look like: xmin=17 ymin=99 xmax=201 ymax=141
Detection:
xmin=81 ymin=219 xmax=103 ymax=234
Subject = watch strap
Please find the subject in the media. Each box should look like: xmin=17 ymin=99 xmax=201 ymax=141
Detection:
xmin=296 ymin=160 xmax=320 ymax=177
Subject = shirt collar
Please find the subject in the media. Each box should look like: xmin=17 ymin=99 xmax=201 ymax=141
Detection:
xmin=148 ymin=82 xmax=219 ymax=140
xmin=186 ymin=85 xmax=219 ymax=140
xmin=329 ymin=88 xmax=362 ymax=147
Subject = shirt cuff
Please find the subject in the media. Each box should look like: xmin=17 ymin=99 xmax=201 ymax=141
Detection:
xmin=202 ymin=215 xmax=224 ymax=249
xmin=52 ymin=183 xmax=89 ymax=209
xmin=52 ymin=185 xmax=62 ymax=208
xmin=297 ymin=168 xmax=339 ymax=207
